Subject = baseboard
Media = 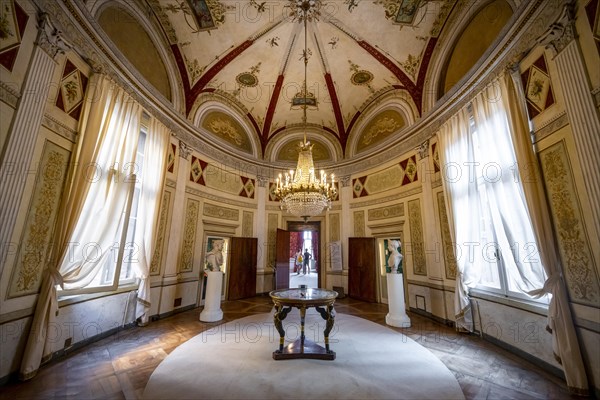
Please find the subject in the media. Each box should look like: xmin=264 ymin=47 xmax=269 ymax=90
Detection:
xmin=409 ymin=307 xmax=454 ymax=327
xmin=153 ymin=304 xmax=197 ymax=321
xmin=479 ymin=330 xmax=566 ymax=381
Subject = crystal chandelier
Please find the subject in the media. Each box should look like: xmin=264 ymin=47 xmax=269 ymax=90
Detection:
xmin=275 ymin=0 xmax=336 ymax=222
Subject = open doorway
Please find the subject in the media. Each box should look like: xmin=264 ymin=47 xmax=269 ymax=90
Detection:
xmin=287 ymin=221 xmax=320 ymax=289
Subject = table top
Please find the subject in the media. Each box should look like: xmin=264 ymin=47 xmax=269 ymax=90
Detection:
xmin=269 ymin=288 xmax=338 ymax=306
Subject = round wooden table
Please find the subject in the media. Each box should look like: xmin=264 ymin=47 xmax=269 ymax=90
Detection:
xmin=269 ymin=288 xmax=338 ymax=360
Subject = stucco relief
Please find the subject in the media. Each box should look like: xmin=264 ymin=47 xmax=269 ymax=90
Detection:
xmin=179 ymin=198 xmax=199 ymax=273
xmin=436 ymin=192 xmax=457 ymax=280
xmin=354 ymin=210 xmax=365 ymax=237
xmin=150 ymin=191 xmax=171 ymax=276
xmin=8 ymin=142 xmax=70 ymax=297
xmin=408 ymin=199 xmax=427 ymax=276
xmin=203 ymin=202 xmax=239 ymax=221
xmin=540 ymin=141 xmax=600 ymax=306
xmin=368 ymin=203 xmax=404 ymax=221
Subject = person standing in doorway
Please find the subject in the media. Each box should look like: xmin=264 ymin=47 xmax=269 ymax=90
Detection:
xmin=295 ymin=250 xmax=303 ymax=275
xmin=302 ymin=249 xmax=311 ymax=275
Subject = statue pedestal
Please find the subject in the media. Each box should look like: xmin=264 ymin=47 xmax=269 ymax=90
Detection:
xmin=386 ymin=273 xmax=411 ymax=328
xmin=200 ymin=271 xmax=223 ymax=322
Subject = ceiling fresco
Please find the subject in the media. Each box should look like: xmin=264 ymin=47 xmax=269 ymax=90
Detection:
xmin=144 ymin=0 xmax=459 ymax=158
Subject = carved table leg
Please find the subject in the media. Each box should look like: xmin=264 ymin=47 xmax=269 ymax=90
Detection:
xmin=316 ymin=305 xmax=336 ymax=353
xmin=273 ymin=305 xmax=292 ymax=352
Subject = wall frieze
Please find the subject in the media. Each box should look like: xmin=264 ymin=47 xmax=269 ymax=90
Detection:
xmin=42 ymin=114 xmax=78 ymax=143
xmin=165 ymin=178 xmax=176 ymax=188
xmin=533 ymin=111 xmax=569 ymax=143
xmin=0 ymin=81 xmax=20 ymax=107
xmin=185 ymin=186 xmax=257 ymax=209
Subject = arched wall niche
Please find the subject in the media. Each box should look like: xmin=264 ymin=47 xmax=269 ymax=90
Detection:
xmin=265 ymin=125 xmax=342 ymax=165
xmin=347 ymin=91 xmax=418 ymax=159
xmin=94 ymin=1 xmax=176 ymax=105
xmin=437 ymin=0 xmax=514 ymax=98
xmin=193 ymin=99 xmax=261 ymax=158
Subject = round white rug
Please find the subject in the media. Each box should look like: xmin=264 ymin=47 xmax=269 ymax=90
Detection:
xmin=143 ymin=311 xmax=465 ymax=399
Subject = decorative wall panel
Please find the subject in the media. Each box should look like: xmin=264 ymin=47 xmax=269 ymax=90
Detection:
xmin=354 ymin=210 xmax=365 ymax=237
xmin=267 ymin=213 xmax=278 ymax=265
xmin=329 ymin=213 xmax=340 ymax=242
xmin=520 ymin=54 xmax=555 ymax=119
xmin=0 ymin=0 xmax=29 ymax=71
xmin=242 ymin=211 xmax=253 ymax=237
xmin=178 ymin=198 xmax=199 ymax=273
xmin=540 ymin=141 xmax=599 ymax=306
xmin=436 ymin=192 xmax=457 ymax=280
xmin=55 ymin=59 xmax=88 ymax=121
xmin=190 ymin=155 xmax=255 ymax=198
xmin=8 ymin=141 xmax=70 ymax=297
xmin=150 ymin=191 xmax=171 ymax=276
xmin=408 ymin=199 xmax=427 ymax=276
xmin=353 ymin=155 xmax=418 ymax=198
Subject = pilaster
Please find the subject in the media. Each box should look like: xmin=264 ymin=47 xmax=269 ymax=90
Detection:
xmin=539 ymin=2 xmax=600 ymax=238
xmin=0 ymin=14 xmax=70 ymax=271
xmin=339 ymin=175 xmax=352 ymax=271
xmin=417 ymin=140 xmax=443 ymax=281
xmin=162 ymin=139 xmax=192 ymax=280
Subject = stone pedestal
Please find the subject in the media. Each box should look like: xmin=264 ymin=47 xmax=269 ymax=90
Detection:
xmin=200 ymin=271 xmax=223 ymax=322
xmin=385 ymin=273 xmax=411 ymax=328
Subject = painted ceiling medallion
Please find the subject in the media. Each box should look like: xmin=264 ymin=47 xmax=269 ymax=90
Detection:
xmin=351 ymin=70 xmax=374 ymax=85
xmin=287 ymin=0 xmax=323 ymax=22
xmin=349 ymin=60 xmax=375 ymax=92
xmin=236 ymin=62 xmax=261 ymax=87
xmin=236 ymin=72 xmax=258 ymax=87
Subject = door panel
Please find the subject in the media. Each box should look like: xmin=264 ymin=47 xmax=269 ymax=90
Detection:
xmin=228 ymin=237 xmax=257 ymax=300
xmin=348 ymin=237 xmax=377 ymax=302
xmin=275 ymin=229 xmax=290 ymax=289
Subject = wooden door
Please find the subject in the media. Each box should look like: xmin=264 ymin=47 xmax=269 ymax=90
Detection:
xmin=348 ymin=237 xmax=377 ymax=302
xmin=275 ymin=229 xmax=290 ymax=289
xmin=228 ymin=237 xmax=257 ymax=300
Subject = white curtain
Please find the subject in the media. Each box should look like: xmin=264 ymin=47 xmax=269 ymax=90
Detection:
xmin=59 ymin=83 xmax=142 ymax=289
xmin=20 ymin=76 xmax=142 ymax=380
xmin=500 ymin=73 xmax=589 ymax=395
xmin=436 ymin=107 xmax=482 ymax=332
xmin=133 ymin=118 xmax=170 ymax=323
xmin=470 ymin=79 xmax=547 ymax=295
xmin=437 ymin=72 xmax=589 ymax=394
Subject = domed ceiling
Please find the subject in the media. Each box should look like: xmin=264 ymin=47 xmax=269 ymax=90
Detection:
xmin=103 ymin=0 xmax=512 ymax=162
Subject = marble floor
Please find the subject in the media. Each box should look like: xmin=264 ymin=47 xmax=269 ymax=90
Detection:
xmin=1 ymin=296 xmax=583 ymax=399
